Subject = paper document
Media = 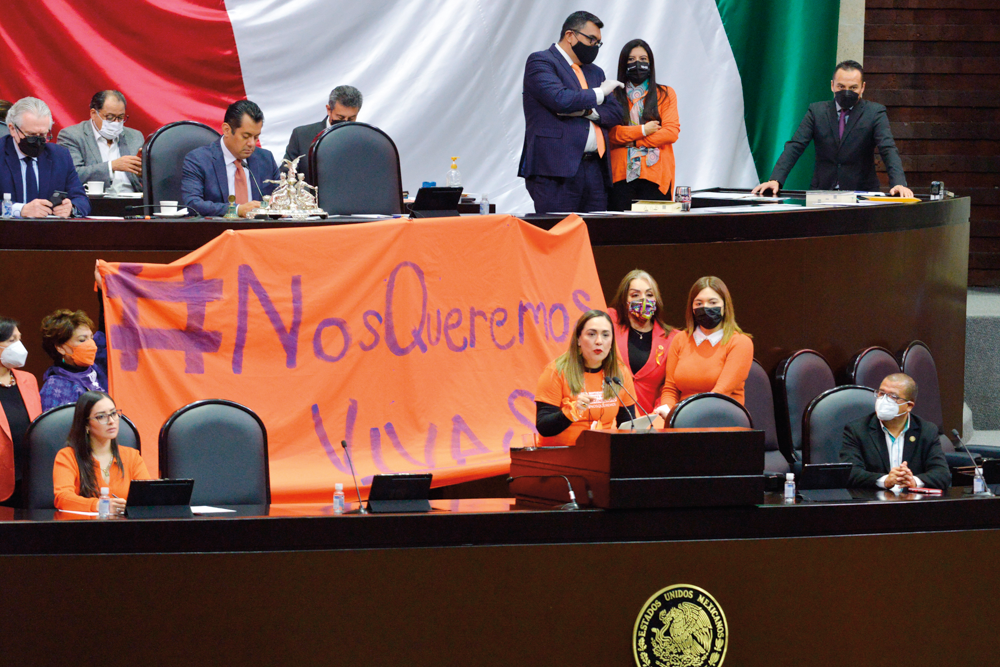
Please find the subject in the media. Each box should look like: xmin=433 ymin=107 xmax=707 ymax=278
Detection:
xmin=191 ymin=506 xmax=237 ymax=514
xmin=57 ymin=509 xmax=99 ymax=516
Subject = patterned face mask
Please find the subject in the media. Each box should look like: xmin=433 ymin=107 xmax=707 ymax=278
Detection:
xmin=628 ymin=298 xmax=657 ymax=321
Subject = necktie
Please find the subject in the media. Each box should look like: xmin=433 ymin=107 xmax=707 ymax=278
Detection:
xmin=234 ymin=160 xmax=250 ymax=205
xmin=24 ymin=157 xmax=38 ymax=203
xmin=570 ymin=63 xmax=606 ymax=157
xmin=838 ymin=110 xmax=847 ymax=140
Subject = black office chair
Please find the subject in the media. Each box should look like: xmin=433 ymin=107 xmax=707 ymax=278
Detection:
xmin=801 ymin=385 xmax=873 ymax=464
xmin=744 ymin=359 xmax=787 ymax=473
xmin=142 ymin=121 xmax=220 ymax=210
xmin=158 ymin=399 xmax=270 ymax=505
xmin=0 ymin=121 xmax=8 ymax=138
xmin=22 ymin=404 xmax=140 ymax=509
xmin=308 ymin=121 xmax=403 ymax=215
xmin=847 ymin=346 xmax=901 ymax=389
xmin=669 ymin=393 xmax=752 ymax=429
xmin=774 ymin=349 xmax=836 ymax=465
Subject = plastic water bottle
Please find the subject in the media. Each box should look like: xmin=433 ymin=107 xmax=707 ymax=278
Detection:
xmin=333 ymin=483 xmax=346 ymax=514
xmin=974 ymin=467 xmax=987 ymax=494
xmin=783 ymin=473 xmax=796 ymax=503
xmin=445 ymin=156 xmax=462 ymax=187
xmin=2 ymin=193 xmax=12 ymax=218
xmin=479 ymin=193 xmax=489 ymax=215
xmin=97 ymin=487 xmax=111 ymax=519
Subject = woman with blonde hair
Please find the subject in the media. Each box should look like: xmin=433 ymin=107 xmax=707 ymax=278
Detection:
xmin=534 ymin=310 xmax=636 ymax=446
xmin=653 ymin=276 xmax=753 ymax=420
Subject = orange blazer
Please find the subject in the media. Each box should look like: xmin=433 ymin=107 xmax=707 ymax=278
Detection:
xmin=0 ymin=370 xmax=43 ymax=501
xmin=53 ymin=445 xmax=151 ymax=512
xmin=608 ymin=85 xmax=680 ymax=196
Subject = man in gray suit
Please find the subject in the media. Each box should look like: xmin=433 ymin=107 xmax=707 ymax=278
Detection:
xmin=57 ymin=90 xmax=143 ymax=192
xmin=281 ymin=85 xmax=363 ymax=181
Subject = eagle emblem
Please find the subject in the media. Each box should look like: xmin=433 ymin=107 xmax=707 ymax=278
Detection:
xmin=633 ymin=585 xmax=728 ymax=667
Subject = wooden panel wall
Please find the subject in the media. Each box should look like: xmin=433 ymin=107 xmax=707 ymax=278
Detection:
xmin=865 ymin=0 xmax=1000 ymax=286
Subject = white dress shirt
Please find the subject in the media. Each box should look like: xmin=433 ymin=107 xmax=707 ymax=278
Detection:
xmin=91 ymin=121 xmax=134 ymax=192
xmin=555 ymin=43 xmax=603 ymax=154
xmin=10 ymin=139 xmax=40 ymax=218
xmin=877 ymin=414 xmax=923 ymax=489
xmin=692 ymin=327 xmax=724 ymax=347
xmin=220 ymin=137 xmax=252 ymax=200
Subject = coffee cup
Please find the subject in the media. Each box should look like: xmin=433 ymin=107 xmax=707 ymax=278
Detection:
xmin=85 ymin=181 xmax=105 ymax=195
xmin=159 ymin=200 xmax=178 ymax=215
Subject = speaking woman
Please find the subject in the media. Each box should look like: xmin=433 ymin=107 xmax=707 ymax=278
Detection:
xmin=607 ymin=269 xmax=676 ymax=415
xmin=53 ymin=391 xmax=150 ymax=513
xmin=534 ymin=310 xmax=636 ymax=446
xmin=653 ymin=277 xmax=753 ymax=420
xmin=0 ymin=317 xmax=43 ymax=507
xmin=608 ymin=39 xmax=680 ymax=211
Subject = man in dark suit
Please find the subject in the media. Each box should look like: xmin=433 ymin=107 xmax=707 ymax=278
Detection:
xmin=518 ymin=10 xmax=624 ymax=214
xmin=840 ymin=373 xmax=951 ymax=490
xmin=57 ymin=90 xmax=144 ymax=193
xmin=1 ymin=97 xmax=89 ymax=218
xmin=181 ymin=100 xmax=280 ymax=218
xmin=282 ymin=85 xmax=363 ymax=182
xmin=753 ymin=60 xmax=913 ymax=198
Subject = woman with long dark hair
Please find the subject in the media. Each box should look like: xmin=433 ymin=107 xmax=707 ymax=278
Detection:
xmin=53 ymin=391 xmax=149 ymax=513
xmin=534 ymin=310 xmax=636 ymax=446
xmin=0 ymin=316 xmax=43 ymax=508
xmin=608 ymin=39 xmax=680 ymax=210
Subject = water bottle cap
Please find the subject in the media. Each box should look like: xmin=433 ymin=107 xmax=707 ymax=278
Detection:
xmin=100 ymin=487 xmax=110 ymax=494
xmin=976 ymin=467 xmax=984 ymax=475
xmin=335 ymin=483 xmax=344 ymax=491
xmin=3 ymin=193 xmax=11 ymax=200
xmin=785 ymin=473 xmax=794 ymax=481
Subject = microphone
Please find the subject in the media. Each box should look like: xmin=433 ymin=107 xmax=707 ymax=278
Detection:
xmin=609 ymin=376 xmax=655 ymax=430
xmin=604 ymin=376 xmax=636 ymax=430
xmin=241 ymin=159 xmax=264 ymax=201
xmin=951 ymin=429 xmax=992 ymax=496
xmin=507 ymin=474 xmax=590 ymax=510
xmin=340 ymin=439 xmax=369 ymax=514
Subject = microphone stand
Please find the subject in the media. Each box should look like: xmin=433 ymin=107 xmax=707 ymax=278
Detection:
xmin=507 ymin=474 xmax=591 ymax=510
xmin=611 ymin=376 xmax=655 ymax=431
xmin=340 ymin=439 xmax=369 ymax=513
xmin=604 ymin=377 xmax=636 ymax=430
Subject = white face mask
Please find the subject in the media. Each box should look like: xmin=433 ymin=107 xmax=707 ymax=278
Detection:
xmin=875 ymin=395 xmax=903 ymax=422
xmin=0 ymin=340 xmax=28 ymax=369
xmin=96 ymin=119 xmax=124 ymax=141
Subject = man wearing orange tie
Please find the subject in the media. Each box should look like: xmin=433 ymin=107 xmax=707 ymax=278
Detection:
xmin=181 ymin=100 xmax=280 ymax=218
xmin=518 ymin=11 xmax=624 ymax=214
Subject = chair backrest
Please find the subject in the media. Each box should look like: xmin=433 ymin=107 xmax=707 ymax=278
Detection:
xmin=802 ymin=385 xmax=874 ymax=464
xmin=668 ymin=392 xmax=753 ymax=429
xmin=900 ymin=340 xmax=944 ymax=427
xmin=309 ymin=122 xmax=403 ymax=215
xmin=158 ymin=399 xmax=269 ymax=505
xmin=848 ymin=346 xmax=901 ymax=390
xmin=774 ymin=350 xmax=836 ymax=463
xmin=142 ymin=121 xmax=220 ymax=208
xmin=0 ymin=121 xmax=8 ymax=138
xmin=23 ymin=404 xmax=140 ymax=510
xmin=744 ymin=359 xmax=787 ymax=473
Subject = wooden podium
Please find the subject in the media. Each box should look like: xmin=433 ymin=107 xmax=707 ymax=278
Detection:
xmin=509 ymin=427 xmax=764 ymax=509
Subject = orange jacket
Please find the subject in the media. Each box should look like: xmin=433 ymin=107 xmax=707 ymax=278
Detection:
xmin=659 ymin=330 xmax=754 ymax=409
xmin=608 ymin=85 xmax=680 ymax=195
xmin=53 ymin=445 xmax=151 ymax=512
xmin=0 ymin=369 xmax=43 ymax=501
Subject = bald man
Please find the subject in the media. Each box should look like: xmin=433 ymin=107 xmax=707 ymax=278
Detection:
xmin=840 ymin=373 xmax=951 ymax=491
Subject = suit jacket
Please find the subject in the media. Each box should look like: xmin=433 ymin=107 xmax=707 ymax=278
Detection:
xmin=56 ymin=120 xmax=144 ymax=191
xmin=0 ymin=135 xmax=90 ymax=216
xmin=518 ymin=44 xmax=623 ymax=184
xmin=180 ymin=140 xmax=280 ymax=217
xmin=0 ymin=370 xmax=43 ymax=502
xmin=770 ymin=99 xmax=906 ymax=191
xmin=840 ymin=413 xmax=951 ymax=490
xmin=282 ymin=118 xmax=327 ymax=182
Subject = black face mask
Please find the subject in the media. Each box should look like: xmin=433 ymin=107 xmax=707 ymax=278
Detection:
xmin=626 ymin=61 xmax=650 ymax=84
xmin=834 ymin=89 xmax=860 ymax=110
xmin=17 ymin=134 xmax=46 ymax=159
xmin=572 ymin=40 xmax=600 ymax=65
xmin=693 ymin=307 xmax=723 ymax=330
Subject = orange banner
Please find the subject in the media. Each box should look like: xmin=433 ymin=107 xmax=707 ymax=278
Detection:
xmin=98 ymin=215 xmax=604 ymax=502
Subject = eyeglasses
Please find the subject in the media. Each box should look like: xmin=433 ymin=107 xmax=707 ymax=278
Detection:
xmin=91 ymin=409 xmax=124 ymax=425
xmin=874 ymin=390 xmax=909 ymax=404
xmin=97 ymin=112 xmax=129 ymax=123
xmin=573 ymin=30 xmax=602 ymax=47
xmin=10 ymin=123 xmax=52 ymax=141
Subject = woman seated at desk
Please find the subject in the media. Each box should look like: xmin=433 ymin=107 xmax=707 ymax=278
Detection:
xmin=654 ymin=276 xmax=753 ymax=421
xmin=607 ymin=269 xmax=677 ymax=416
xmin=53 ymin=391 xmax=149 ymax=514
xmin=534 ymin=310 xmax=636 ymax=446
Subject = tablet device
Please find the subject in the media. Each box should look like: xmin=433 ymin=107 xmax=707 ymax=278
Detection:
xmin=410 ymin=186 xmax=462 ymax=218
xmin=366 ymin=473 xmax=433 ymax=513
xmin=126 ymin=478 xmax=195 ymax=518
